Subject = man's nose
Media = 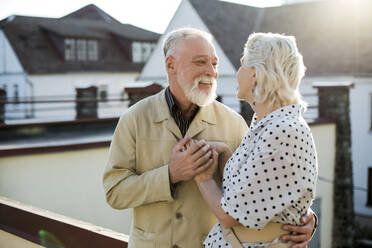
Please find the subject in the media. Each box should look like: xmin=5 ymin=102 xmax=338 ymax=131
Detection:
xmin=205 ymin=63 xmax=218 ymax=78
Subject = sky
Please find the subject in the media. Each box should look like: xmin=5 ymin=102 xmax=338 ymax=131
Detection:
xmin=0 ymin=0 xmax=283 ymax=33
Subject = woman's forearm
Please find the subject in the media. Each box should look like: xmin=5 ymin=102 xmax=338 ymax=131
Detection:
xmin=215 ymin=144 xmax=232 ymax=177
xmin=196 ymin=178 xmax=239 ymax=228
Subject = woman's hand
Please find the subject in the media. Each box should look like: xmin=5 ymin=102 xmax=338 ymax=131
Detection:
xmin=194 ymin=144 xmax=219 ymax=183
xmin=206 ymin=141 xmax=232 ymax=176
xmin=207 ymin=141 xmax=231 ymax=155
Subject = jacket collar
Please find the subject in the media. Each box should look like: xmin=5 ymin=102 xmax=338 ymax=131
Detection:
xmin=153 ymin=89 xmax=217 ymax=125
xmin=152 ymin=89 xmax=217 ymax=140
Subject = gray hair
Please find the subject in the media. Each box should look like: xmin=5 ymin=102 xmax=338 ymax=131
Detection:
xmin=162 ymin=27 xmax=213 ymax=57
xmin=242 ymin=32 xmax=307 ymax=109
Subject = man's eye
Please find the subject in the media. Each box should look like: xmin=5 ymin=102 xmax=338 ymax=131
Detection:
xmin=195 ymin=61 xmax=206 ymax=65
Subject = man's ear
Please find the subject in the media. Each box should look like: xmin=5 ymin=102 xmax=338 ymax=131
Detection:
xmin=166 ymin=56 xmax=176 ymax=74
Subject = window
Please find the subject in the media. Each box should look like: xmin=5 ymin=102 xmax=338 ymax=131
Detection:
xmin=64 ymin=39 xmax=75 ymax=61
xmin=132 ymin=42 xmax=156 ymax=63
xmin=77 ymin=39 xmax=87 ymax=61
xmin=87 ymin=40 xmax=98 ymax=61
xmin=132 ymin=42 xmax=142 ymax=63
xmin=368 ymin=167 xmax=372 ymax=207
xmin=65 ymin=38 xmax=98 ymax=62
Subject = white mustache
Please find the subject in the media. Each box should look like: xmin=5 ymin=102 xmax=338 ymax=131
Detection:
xmin=194 ymin=77 xmax=216 ymax=86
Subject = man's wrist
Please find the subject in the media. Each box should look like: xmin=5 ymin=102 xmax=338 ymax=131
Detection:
xmin=168 ymin=167 xmax=177 ymax=198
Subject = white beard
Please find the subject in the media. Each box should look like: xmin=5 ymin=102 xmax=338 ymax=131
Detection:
xmin=179 ymin=76 xmax=217 ymax=107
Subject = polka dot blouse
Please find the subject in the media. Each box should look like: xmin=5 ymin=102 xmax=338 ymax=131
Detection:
xmin=204 ymin=104 xmax=318 ymax=248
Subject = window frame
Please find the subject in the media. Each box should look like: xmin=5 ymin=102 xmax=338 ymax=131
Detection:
xmin=64 ymin=38 xmax=98 ymax=62
xmin=131 ymin=41 xmax=156 ymax=63
xmin=64 ymin=39 xmax=76 ymax=61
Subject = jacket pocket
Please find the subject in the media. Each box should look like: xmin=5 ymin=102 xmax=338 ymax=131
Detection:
xmin=131 ymin=227 xmax=156 ymax=248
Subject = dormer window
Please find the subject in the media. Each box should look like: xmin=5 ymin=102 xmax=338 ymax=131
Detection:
xmin=77 ymin=39 xmax=87 ymax=61
xmin=64 ymin=38 xmax=98 ymax=62
xmin=87 ymin=40 xmax=98 ymax=61
xmin=132 ymin=42 xmax=156 ymax=63
xmin=65 ymin=39 xmax=75 ymax=61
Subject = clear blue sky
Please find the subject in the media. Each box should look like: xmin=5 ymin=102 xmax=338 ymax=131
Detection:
xmin=0 ymin=0 xmax=282 ymax=33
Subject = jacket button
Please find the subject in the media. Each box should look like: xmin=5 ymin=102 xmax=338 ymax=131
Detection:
xmin=175 ymin=212 xmax=182 ymax=219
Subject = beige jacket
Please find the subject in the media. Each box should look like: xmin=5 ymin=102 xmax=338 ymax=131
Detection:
xmin=103 ymin=90 xmax=248 ymax=248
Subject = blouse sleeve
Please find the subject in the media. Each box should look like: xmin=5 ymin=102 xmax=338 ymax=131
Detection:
xmin=220 ymin=126 xmax=315 ymax=230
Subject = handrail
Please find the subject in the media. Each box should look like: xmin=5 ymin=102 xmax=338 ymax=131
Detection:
xmin=0 ymin=98 xmax=129 ymax=104
xmin=0 ymin=196 xmax=128 ymax=248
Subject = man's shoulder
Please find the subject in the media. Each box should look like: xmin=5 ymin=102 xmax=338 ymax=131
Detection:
xmin=211 ymin=100 xmax=244 ymax=121
xmin=123 ymin=91 xmax=164 ymax=117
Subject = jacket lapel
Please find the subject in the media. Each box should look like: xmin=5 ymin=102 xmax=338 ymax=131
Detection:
xmin=152 ymin=89 xmax=182 ymax=141
xmin=185 ymin=118 xmax=208 ymax=139
xmin=164 ymin=119 xmax=183 ymax=140
xmin=186 ymin=103 xmax=216 ymax=139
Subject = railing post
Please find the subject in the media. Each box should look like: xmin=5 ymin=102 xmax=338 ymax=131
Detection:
xmin=313 ymin=82 xmax=355 ymax=248
xmin=0 ymin=89 xmax=6 ymax=123
xmin=75 ymin=86 xmax=98 ymax=119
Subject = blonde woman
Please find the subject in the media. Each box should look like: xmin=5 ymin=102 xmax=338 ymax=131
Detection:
xmin=193 ymin=33 xmax=318 ymax=248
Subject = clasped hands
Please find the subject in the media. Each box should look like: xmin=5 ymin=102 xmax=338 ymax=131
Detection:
xmin=169 ymin=136 xmax=226 ymax=184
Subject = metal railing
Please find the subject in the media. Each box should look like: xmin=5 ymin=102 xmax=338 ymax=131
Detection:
xmin=0 ymin=93 xmax=129 ymax=123
xmin=0 ymin=92 xmax=320 ymax=124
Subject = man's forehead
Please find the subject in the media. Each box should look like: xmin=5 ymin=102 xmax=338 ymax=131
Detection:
xmin=192 ymin=54 xmax=219 ymax=61
xmin=177 ymin=36 xmax=217 ymax=58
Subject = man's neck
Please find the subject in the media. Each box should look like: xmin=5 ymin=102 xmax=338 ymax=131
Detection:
xmin=169 ymin=86 xmax=198 ymax=120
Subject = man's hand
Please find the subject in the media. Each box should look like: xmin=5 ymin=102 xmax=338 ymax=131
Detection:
xmin=194 ymin=146 xmax=218 ymax=183
xmin=281 ymin=211 xmax=316 ymax=248
xmin=169 ymin=137 xmax=213 ymax=184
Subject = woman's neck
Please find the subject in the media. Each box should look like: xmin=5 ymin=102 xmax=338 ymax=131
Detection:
xmin=253 ymin=101 xmax=280 ymax=122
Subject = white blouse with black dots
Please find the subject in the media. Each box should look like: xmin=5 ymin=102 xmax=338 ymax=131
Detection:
xmin=203 ymin=104 xmax=318 ymax=248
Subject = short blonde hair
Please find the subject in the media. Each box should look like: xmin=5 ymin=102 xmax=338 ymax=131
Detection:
xmin=162 ymin=27 xmax=213 ymax=57
xmin=241 ymin=32 xmax=307 ymax=109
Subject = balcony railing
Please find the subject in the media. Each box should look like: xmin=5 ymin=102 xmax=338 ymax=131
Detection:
xmin=0 ymin=196 xmax=128 ymax=248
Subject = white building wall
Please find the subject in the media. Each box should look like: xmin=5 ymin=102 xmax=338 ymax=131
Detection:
xmin=19 ymin=72 xmax=138 ymax=121
xmin=350 ymin=78 xmax=372 ymax=216
xmin=0 ymin=29 xmax=28 ymax=119
xmin=311 ymin=123 xmax=336 ymax=248
xmin=0 ymin=147 xmax=132 ymax=235
xmin=139 ymin=0 xmax=240 ymax=111
xmin=0 ymin=29 xmax=23 ymax=74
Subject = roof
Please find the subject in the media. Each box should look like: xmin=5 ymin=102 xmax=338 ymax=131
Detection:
xmin=0 ymin=4 xmax=160 ymax=74
xmin=189 ymin=0 xmax=372 ymax=75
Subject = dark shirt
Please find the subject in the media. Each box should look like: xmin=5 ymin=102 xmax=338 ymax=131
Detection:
xmin=165 ymin=87 xmax=200 ymax=197
xmin=165 ymin=87 xmax=200 ymax=137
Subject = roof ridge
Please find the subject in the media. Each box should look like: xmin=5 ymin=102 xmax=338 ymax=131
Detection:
xmin=61 ymin=4 xmax=121 ymax=24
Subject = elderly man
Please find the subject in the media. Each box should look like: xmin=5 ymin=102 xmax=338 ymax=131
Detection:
xmin=103 ymin=28 xmax=315 ymax=248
